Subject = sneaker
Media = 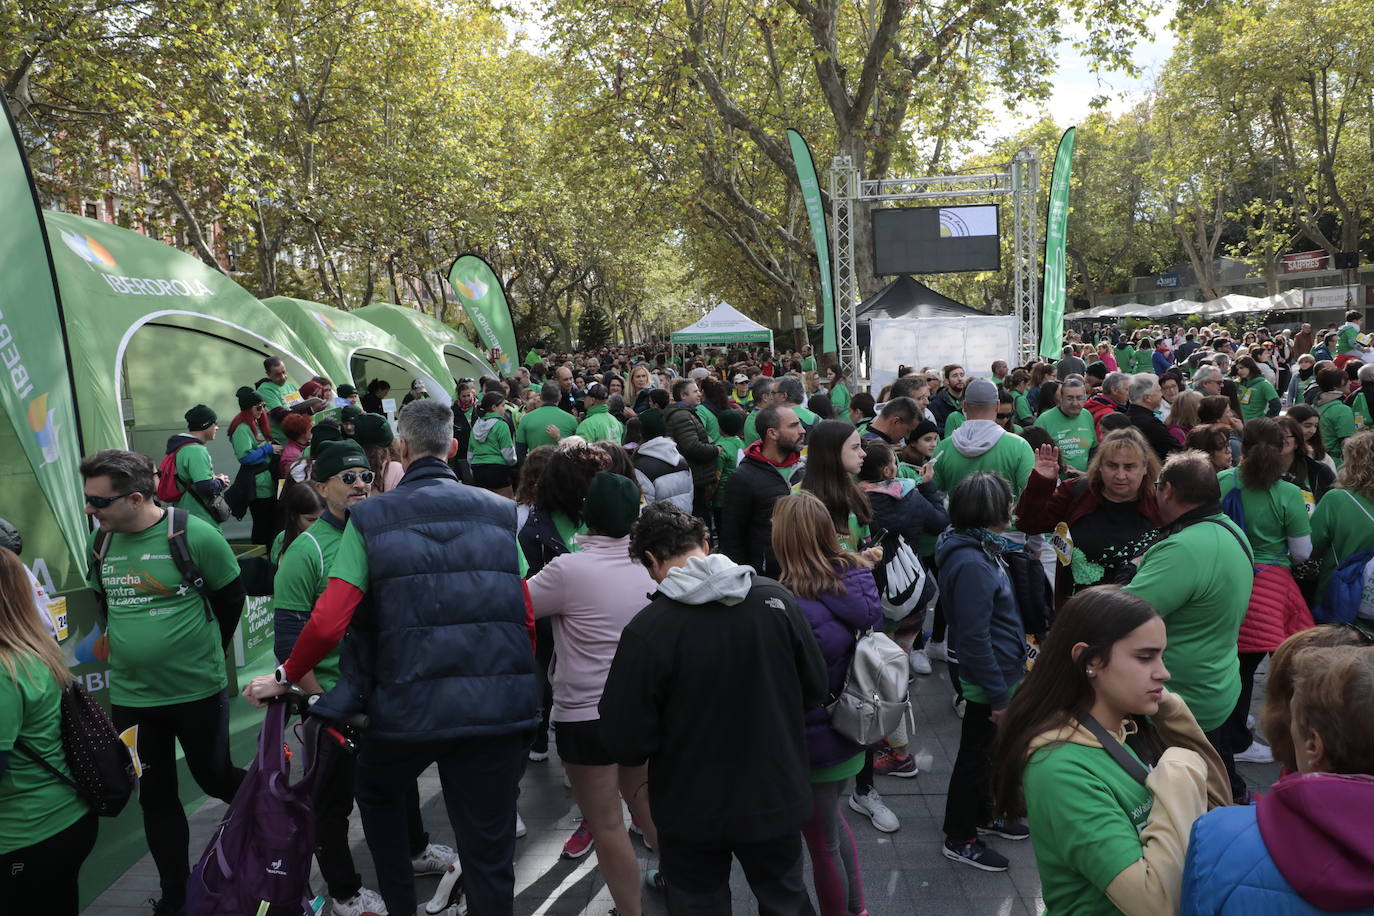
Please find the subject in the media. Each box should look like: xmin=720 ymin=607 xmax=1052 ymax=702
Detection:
xmin=873 ymin=748 xmax=920 ymax=778
xmin=562 ymin=821 xmax=595 ymax=859
xmin=977 ymin=819 xmax=1030 ymax=840
xmin=942 ymin=838 xmax=1009 ymax=872
xmin=529 ymin=747 xmax=550 ymax=762
xmin=332 ymin=888 xmax=388 ymax=916
xmin=412 ymin=843 xmax=458 ymax=876
xmin=515 ymin=811 xmax=527 ymax=838
xmin=925 ymin=640 xmax=948 ymax=662
xmin=1235 ymin=741 xmax=1274 ymax=764
xmin=952 ymin=695 xmax=966 ymax=719
xmin=848 ymin=787 xmax=900 ymax=833
xmin=644 ymin=868 xmax=667 ymax=892
xmin=908 ymin=648 xmax=933 ymax=676
xmin=149 ymin=900 xmax=185 ymax=916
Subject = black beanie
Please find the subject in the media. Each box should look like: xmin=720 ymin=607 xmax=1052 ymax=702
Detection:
xmin=237 ymin=386 xmax=264 ymax=411
xmin=185 ymin=404 xmax=217 ymax=431
xmin=312 ymin=440 xmax=370 ymax=482
xmin=911 ymin=419 xmax=938 ymax=441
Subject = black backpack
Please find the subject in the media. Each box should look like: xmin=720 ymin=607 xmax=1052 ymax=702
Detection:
xmin=15 ymin=681 xmax=136 ymax=816
xmin=1000 ymin=546 xmax=1055 ymax=638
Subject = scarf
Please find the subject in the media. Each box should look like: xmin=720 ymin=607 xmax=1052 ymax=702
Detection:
xmin=956 ymin=527 xmax=1019 ymax=556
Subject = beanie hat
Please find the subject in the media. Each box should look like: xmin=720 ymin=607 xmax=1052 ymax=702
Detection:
xmin=1086 ymin=361 xmax=1108 ymax=380
xmin=237 ymin=386 xmax=264 ymax=411
xmin=963 ymin=379 xmax=999 ymax=407
xmin=911 ymin=419 xmax=938 ymax=441
xmin=639 ymin=407 xmax=667 ymax=441
xmin=336 ymin=384 xmax=358 ymax=399
xmin=312 ymin=440 xmax=370 ymax=482
xmin=582 ymin=472 xmax=641 ymax=538
xmin=185 ymin=404 xmax=217 ymax=431
xmin=351 ymin=413 xmax=394 ymax=448
xmin=310 ymin=422 xmax=342 ymax=453
xmin=340 ymin=404 xmax=364 ymax=423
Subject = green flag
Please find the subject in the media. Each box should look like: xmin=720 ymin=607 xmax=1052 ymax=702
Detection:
xmin=449 ymin=255 xmax=517 ymax=377
xmin=1039 ymin=127 xmax=1076 ymax=359
xmin=0 ymin=95 xmax=89 ymax=575
xmin=787 ymin=129 xmax=836 ymax=354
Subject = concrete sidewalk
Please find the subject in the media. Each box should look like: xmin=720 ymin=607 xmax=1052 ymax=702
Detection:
xmin=84 ymin=660 xmax=1278 ymax=915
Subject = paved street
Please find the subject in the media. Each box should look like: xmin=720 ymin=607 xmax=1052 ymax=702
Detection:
xmin=85 ymin=658 xmax=1278 ymax=915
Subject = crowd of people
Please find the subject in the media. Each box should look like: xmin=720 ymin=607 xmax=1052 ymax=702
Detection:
xmin=2 ymin=314 xmax=1373 ymax=916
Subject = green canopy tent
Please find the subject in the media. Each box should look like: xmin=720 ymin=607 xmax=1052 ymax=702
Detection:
xmin=262 ymin=297 xmax=454 ymax=405
xmin=670 ymin=302 xmax=775 ymax=353
xmin=354 ymin=302 xmax=497 ymax=388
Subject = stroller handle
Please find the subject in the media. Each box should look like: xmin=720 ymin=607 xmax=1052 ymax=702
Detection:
xmin=274 ymin=685 xmax=371 ymax=730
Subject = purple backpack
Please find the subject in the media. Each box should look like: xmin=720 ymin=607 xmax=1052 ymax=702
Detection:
xmin=186 ymin=702 xmax=320 ymax=915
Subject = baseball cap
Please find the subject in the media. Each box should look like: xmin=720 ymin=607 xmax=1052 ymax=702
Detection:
xmin=733 ymin=374 xmax=749 ymax=384
xmin=964 ymin=379 xmax=999 ymax=406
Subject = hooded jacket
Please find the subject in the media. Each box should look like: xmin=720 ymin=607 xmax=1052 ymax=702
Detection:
xmin=470 ymin=413 xmax=515 ymax=466
xmin=719 ymin=441 xmax=803 ymax=577
xmin=930 ymin=420 xmax=1036 ymax=500
xmin=797 ymin=566 xmax=884 ymax=769
xmin=664 ymin=403 xmax=720 ymax=487
xmin=1183 ymin=773 xmax=1374 ymax=915
xmin=633 ymin=436 xmax=694 ymax=513
xmin=598 ymin=554 xmax=828 ymax=843
xmin=861 ymin=477 xmax=947 ymax=609
xmin=934 ymin=529 xmax=1025 ymax=710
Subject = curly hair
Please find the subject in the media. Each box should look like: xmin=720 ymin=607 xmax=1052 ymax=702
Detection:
xmin=1335 ymin=430 xmax=1374 ymax=501
xmin=533 ymin=440 xmax=607 ymax=525
xmin=629 ymin=501 xmax=708 ymax=568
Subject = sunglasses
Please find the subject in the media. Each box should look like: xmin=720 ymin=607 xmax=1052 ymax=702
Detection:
xmin=85 ymin=492 xmax=133 ymax=509
xmin=1332 ymin=621 xmax=1374 ymax=645
xmin=335 ymin=470 xmax=375 ymax=486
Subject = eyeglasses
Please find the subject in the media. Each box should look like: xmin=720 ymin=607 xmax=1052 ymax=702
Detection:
xmin=335 ymin=470 xmax=375 ymax=486
xmin=85 ymin=492 xmax=133 ymax=509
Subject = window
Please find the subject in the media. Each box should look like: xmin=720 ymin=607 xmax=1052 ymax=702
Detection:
xmin=84 ymin=202 xmax=98 ymax=220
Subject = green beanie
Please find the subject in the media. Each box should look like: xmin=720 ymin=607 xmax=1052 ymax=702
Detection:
xmin=340 ymin=404 xmax=364 ymax=423
xmin=237 ymin=386 xmax=264 ymax=411
xmin=582 ymin=472 xmax=642 ymax=538
xmin=185 ymin=404 xmax=217 ymax=431
xmin=312 ymin=440 xmax=371 ymax=482
xmin=310 ymin=422 xmax=343 ymax=454
xmin=351 ymin=413 xmax=394 ymax=448
xmin=639 ymin=407 xmax=667 ymax=441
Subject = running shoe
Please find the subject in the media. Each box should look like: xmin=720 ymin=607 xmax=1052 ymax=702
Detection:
xmin=332 ymin=887 xmax=388 ymax=916
xmin=908 ymin=648 xmax=933 ymax=676
xmin=562 ymin=821 xmax=595 ymax=859
xmin=412 ymin=843 xmax=458 ymax=876
xmin=873 ymin=748 xmax=919 ymax=778
xmin=977 ymin=819 xmax=1029 ymax=840
xmin=952 ymin=695 xmax=966 ymax=719
xmin=925 ymin=640 xmax=948 ymax=662
xmin=644 ymin=868 xmax=667 ymax=892
xmin=942 ymin=838 xmax=1009 ymax=872
xmin=516 ymin=811 xmax=527 ymax=838
xmin=528 ymin=747 xmax=550 ymax=762
xmin=1235 ymin=742 xmax=1274 ymax=764
xmin=848 ymin=787 xmax=900 ymax=833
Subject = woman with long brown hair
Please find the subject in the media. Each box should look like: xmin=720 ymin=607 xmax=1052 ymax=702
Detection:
xmin=799 ymin=419 xmax=872 ymax=550
xmin=772 ymin=492 xmax=880 ymax=916
xmin=0 ymin=549 xmax=95 ymax=914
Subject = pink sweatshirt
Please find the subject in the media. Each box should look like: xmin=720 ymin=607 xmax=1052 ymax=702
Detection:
xmin=526 ymin=534 xmax=658 ymax=722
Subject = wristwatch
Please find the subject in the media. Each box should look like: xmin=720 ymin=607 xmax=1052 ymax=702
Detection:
xmin=273 ymin=665 xmax=293 ymax=686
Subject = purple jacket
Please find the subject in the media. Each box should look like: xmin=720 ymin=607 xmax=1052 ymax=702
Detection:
xmin=796 ymin=566 xmax=884 ymax=769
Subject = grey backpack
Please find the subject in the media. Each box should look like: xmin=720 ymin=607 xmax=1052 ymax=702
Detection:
xmin=827 ymin=629 xmax=914 ymax=746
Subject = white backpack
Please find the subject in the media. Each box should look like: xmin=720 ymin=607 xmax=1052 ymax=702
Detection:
xmin=827 ymin=630 xmax=914 ymax=746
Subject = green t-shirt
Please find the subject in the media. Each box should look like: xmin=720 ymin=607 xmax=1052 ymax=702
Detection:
xmin=516 ymin=405 xmax=577 ymax=451
xmin=793 ymin=405 xmax=818 ymax=429
xmin=257 ymin=379 xmax=300 ymax=444
xmin=575 ymin=404 xmax=625 ymax=444
xmin=174 ymin=441 xmax=220 ymax=528
xmin=1036 ymin=407 xmax=1099 ymax=473
xmin=714 ymin=436 xmax=745 ymax=509
xmin=931 ymin=429 xmax=1036 ymax=499
xmin=1237 ymin=377 xmax=1279 ymax=421
xmin=269 ymin=529 xmax=286 ymax=564
xmin=829 ymin=382 xmax=851 ymax=413
xmin=1114 ymin=346 xmax=1135 ymax=371
xmin=0 ymin=655 xmax=90 ymax=854
xmin=944 ymin=411 xmax=967 ymax=437
xmin=230 ymin=422 xmax=274 ymax=499
xmin=1337 ymin=322 xmax=1364 ymax=356
xmin=271 ymin=514 xmax=347 ymax=690
xmin=1316 ymin=397 xmax=1358 ymax=468
xmin=800 ymin=356 xmax=818 ymax=372
xmin=1350 ymin=392 xmax=1373 ymax=430
xmin=1217 ymin=469 xmax=1311 ymax=566
xmin=1012 ymin=391 xmax=1033 ymax=425
xmin=1024 ymin=739 xmax=1153 ymax=915
xmin=329 ymin=517 xmax=528 ymax=592
xmin=1311 ymin=489 xmax=1374 ymax=602
xmin=90 ymin=512 xmax=241 ymax=707
xmin=470 ymin=412 xmax=514 ymax=466
xmin=743 ymin=409 xmax=762 ymax=445
xmin=1125 ymin=515 xmax=1253 ymax=731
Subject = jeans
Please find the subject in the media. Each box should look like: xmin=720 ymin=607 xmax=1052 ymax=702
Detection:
xmin=112 ymin=690 xmax=246 ymax=908
xmin=0 ymin=811 xmax=98 ymax=916
xmin=801 ymin=781 xmax=864 ymax=916
xmin=657 ymin=831 xmax=817 ymax=916
xmin=943 ymin=699 xmax=996 ymax=842
xmin=353 ymin=731 xmax=528 ymax=916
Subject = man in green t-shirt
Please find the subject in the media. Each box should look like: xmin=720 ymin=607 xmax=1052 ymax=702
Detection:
xmin=167 ymin=404 xmax=231 ymax=529
xmin=80 ymin=449 xmax=246 ymax=915
xmin=799 ymin=345 xmax=817 ymax=373
xmin=1314 ymin=366 xmax=1358 ymax=466
xmin=256 ymin=356 xmax=301 ymax=444
xmin=931 ymin=380 xmax=1035 ymax=500
xmin=574 ymin=383 xmax=625 ymax=443
xmin=1035 ymin=377 xmax=1098 ymax=473
xmin=516 ymin=382 xmax=578 ymax=457
xmin=1125 ymin=451 xmax=1254 ymax=802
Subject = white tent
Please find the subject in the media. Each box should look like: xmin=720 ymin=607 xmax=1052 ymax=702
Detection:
xmin=671 ymin=302 xmax=774 ymax=348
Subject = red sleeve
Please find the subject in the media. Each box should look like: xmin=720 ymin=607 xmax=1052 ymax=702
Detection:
xmin=523 ymin=580 xmax=536 ymax=654
xmin=1015 ymin=470 xmax=1064 ymax=535
xmin=283 ymin=579 xmax=364 ymax=683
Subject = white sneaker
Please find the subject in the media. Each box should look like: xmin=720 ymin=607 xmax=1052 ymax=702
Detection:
xmin=333 ymin=887 xmax=387 ymax=916
xmin=848 ymin=787 xmax=900 ymax=833
xmin=1235 ymin=742 xmax=1274 ymax=764
xmin=516 ymin=811 xmax=527 ymax=838
xmin=529 ymin=748 xmax=550 ymax=762
xmin=412 ymin=842 xmax=458 ymax=876
xmin=952 ymin=695 xmax=966 ymax=719
xmin=908 ymin=648 xmax=933 ymax=676
xmin=925 ymin=640 xmax=948 ymax=662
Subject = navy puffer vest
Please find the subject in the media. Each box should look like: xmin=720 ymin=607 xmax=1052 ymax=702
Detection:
xmin=324 ymin=457 xmax=538 ymax=741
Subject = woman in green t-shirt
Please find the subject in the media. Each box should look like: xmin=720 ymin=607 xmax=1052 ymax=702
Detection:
xmin=1234 ymin=356 xmax=1280 ymax=421
xmin=994 ymin=587 xmax=1213 ymax=916
xmin=0 ymin=549 xmax=96 ymax=914
xmin=825 ymin=365 xmax=852 ymax=414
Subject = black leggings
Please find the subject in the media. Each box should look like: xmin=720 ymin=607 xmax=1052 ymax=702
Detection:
xmin=112 ymin=690 xmax=246 ymax=908
xmin=0 ymin=810 xmax=98 ymax=916
xmin=248 ymin=495 xmax=277 ymax=546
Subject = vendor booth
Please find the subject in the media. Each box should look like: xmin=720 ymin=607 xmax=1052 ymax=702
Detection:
xmin=354 ymin=301 xmax=496 ymax=388
xmin=671 ymin=302 xmax=775 ymax=352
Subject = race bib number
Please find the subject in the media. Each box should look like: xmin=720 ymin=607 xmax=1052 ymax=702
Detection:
xmin=1301 ymin=489 xmax=1317 ymax=516
xmin=48 ymin=596 xmax=68 ymax=641
xmin=1051 ymin=522 xmax=1075 ymax=566
xmin=1240 ymin=388 xmax=1252 ymax=404
xmin=283 ymin=391 xmax=303 ymax=406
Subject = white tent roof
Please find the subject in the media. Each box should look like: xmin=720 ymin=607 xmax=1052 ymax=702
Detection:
xmin=1068 ymin=290 xmax=1306 ymax=320
xmin=671 ymin=302 xmax=774 ymax=344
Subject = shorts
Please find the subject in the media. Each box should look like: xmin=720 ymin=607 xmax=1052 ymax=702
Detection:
xmin=472 ymin=463 xmax=513 ymax=491
xmin=554 ymin=718 xmax=616 ymax=766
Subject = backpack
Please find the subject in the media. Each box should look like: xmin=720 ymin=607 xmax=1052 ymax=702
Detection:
xmin=870 ymin=530 xmax=927 ymax=622
xmin=1000 ymin=546 xmax=1055 ymax=638
xmin=827 ymin=629 xmax=914 ymax=746
xmin=185 ymin=701 xmax=322 ymax=916
xmin=14 ymin=680 xmax=136 ymax=817
xmin=91 ymin=508 xmax=212 ymax=623
xmin=1313 ymin=548 xmax=1374 ymax=624
xmin=157 ymin=441 xmax=233 ymax=522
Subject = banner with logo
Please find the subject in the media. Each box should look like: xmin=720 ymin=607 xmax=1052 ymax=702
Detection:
xmin=448 ymin=255 xmax=517 ymax=376
xmin=1039 ymin=126 xmax=1076 ymax=360
xmin=787 ymin=129 xmax=836 ymax=355
xmin=0 ymin=94 xmax=90 ymax=575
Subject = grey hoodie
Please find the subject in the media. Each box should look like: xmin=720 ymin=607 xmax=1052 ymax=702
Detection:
xmin=471 ymin=416 xmax=502 ymax=443
xmin=950 ymin=418 xmax=1006 ymax=458
xmin=658 ymin=554 xmax=754 ymax=606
